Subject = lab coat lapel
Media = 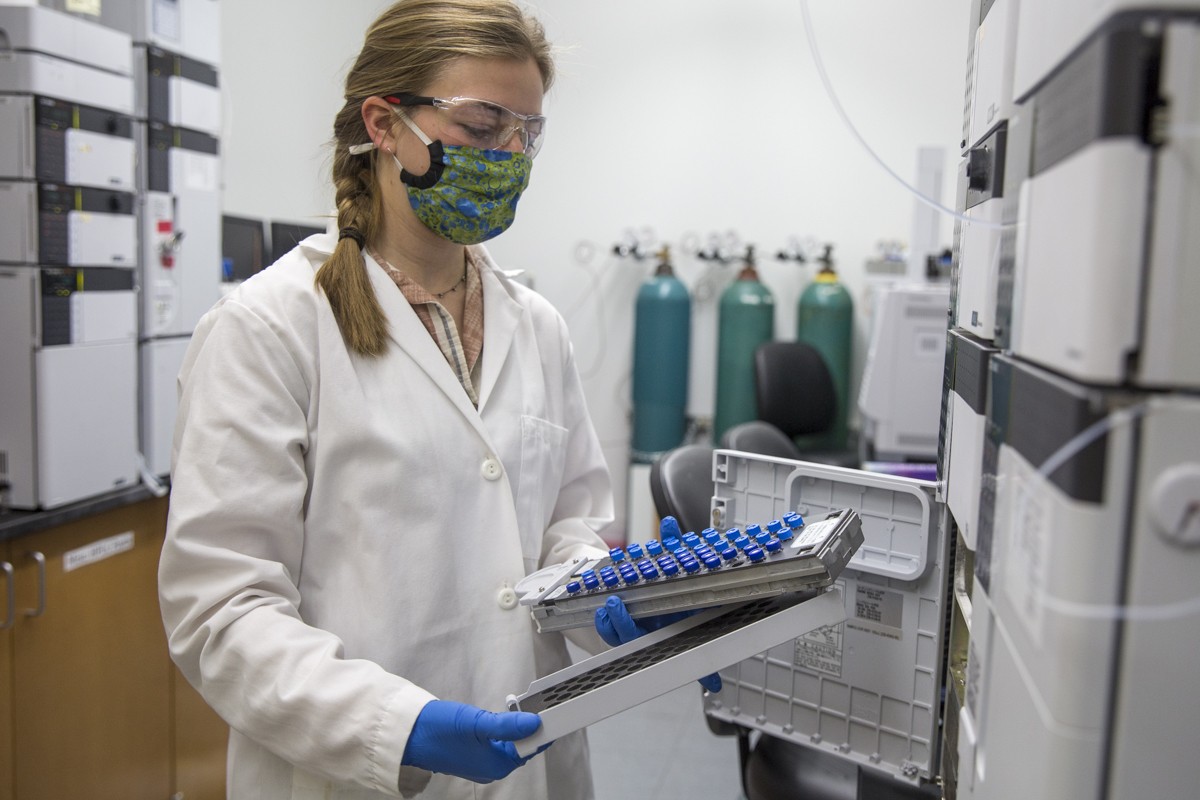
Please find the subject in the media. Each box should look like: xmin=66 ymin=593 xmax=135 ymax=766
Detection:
xmin=474 ymin=253 xmax=524 ymax=413
xmin=362 ymin=253 xmax=487 ymax=433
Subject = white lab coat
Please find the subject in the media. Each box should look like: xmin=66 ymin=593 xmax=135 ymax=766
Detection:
xmin=159 ymin=232 xmax=615 ymax=799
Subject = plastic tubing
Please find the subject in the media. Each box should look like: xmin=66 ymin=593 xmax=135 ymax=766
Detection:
xmin=797 ymin=0 xmax=1011 ymax=230
xmin=1019 ymin=400 xmax=1199 ymax=623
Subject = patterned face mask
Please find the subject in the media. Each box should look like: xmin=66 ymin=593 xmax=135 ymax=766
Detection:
xmin=391 ymin=112 xmax=531 ymax=245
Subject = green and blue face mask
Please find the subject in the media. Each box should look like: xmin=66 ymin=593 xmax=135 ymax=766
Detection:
xmin=390 ymin=111 xmax=531 ymax=245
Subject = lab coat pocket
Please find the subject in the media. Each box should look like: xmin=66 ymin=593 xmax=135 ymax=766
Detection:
xmin=516 ymin=414 xmax=569 ymax=563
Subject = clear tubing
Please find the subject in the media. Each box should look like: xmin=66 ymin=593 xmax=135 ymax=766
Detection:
xmin=1015 ymin=400 xmax=1199 ymax=622
xmin=982 ymin=400 xmax=1197 ymax=738
xmin=797 ymin=0 xmax=1011 ymax=231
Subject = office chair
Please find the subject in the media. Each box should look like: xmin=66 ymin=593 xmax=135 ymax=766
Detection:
xmin=719 ymin=419 xmax=803 ymax=460
xmin=647 ymin=443 xmax=715 ymax=537
xmin=747 ymin=341 xmax=859 ymax=469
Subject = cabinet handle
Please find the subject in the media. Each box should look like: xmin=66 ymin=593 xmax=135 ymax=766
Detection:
xmin=1 ymin=562 xmax=13 ymax=630
xmin=24 ymin=550 xmax=45 ymax=618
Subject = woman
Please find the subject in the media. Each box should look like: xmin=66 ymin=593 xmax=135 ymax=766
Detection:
xmin=158 ymin=2 xmax=615 ymax=797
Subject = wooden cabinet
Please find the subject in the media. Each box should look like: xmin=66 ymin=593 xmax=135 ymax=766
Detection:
xmin=1 ymin=543 xmax=13 ymax=800
xmin=0 ymin=495 xmax=229 ymax=799
xmin=9 ymin=498 xmax=171 ymax=800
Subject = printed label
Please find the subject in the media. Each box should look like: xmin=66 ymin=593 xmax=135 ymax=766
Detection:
xmin=853 ymin=584 xmax=904 ymax=631
xmin=790 ymin=517 xmax=835 ymax=550
xmin=794 ymin=622 xmax=844 ymax=677
xmin=64 ymin=531 xmax=134 ymax=572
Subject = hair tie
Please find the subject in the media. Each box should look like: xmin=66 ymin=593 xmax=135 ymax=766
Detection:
xmin=338 ymin=227 xmax=365 ymax=248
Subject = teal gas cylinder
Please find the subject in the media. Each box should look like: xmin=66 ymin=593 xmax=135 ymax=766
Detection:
xmin=631 ymin=246 xmax=691 ymax=463
xmin=796 ymin=244 xmax=854 ymax=448
xmin=713 ymin=247 xmax=775 ymax=444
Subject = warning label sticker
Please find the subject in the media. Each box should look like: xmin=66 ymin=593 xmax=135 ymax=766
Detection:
xmin=794 ymin=622 xmax=844 ymax=677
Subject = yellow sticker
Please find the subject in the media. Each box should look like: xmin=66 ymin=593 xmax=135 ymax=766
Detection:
xmin=66 ymin=0 xmax=102 ymax=15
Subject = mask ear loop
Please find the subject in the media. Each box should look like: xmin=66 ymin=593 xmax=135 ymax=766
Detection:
xmin=391 ymin=109 xmax=445 ymax=190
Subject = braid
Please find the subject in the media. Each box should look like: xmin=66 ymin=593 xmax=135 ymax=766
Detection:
xmin=315 ymin=135 xmax=389 ymax=356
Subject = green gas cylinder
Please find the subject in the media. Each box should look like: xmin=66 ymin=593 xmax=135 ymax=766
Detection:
xmin=631 ymin=246 xmax=691 ymax=463
xmin=796 ymin=244 xmax=854 ymax=449
xmin=714 ymin=246 xmax=775 ymax=444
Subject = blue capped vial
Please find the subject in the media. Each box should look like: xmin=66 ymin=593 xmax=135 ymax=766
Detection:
xmin=767 ymin=519 xmax=784 ymax=534
xmin=701 ymin=527 xmax=719 ymax=541
xmin=733 ymin=535 xmax=751 ymax=551
xmin=764 ymin=538 xmax=782 ymax=553
xmin=620 ymin=569 xmax=639 ymax=585
xmin=682 ymin=533 xmax=702 ymax=549
xmin=646 ymin=540 xmax=663 ymax=557
xmin=639 ymin=561 xmax=660 ymax=580
xmin=703 ymin=555 xmax=722 ymax=570
xmin=661 ymin=560 xmax=680 ymax=576
xmin=582 ymin=572 xmax=600 ymax=590
xmin=660 ymin=516 xmax=683 ymax=540
xmin=566 ymin=580 xmax=582 ymax=594
xmin=681 ymin=558 xmax=701 ymax=573
xmin=601 ymin=569 xmax=620 ymax=588
xmin=627 ymin=543 xmax=644 ymax=559
xmin=746 ymin=523 xmax=763 ymax=538
xmin=745 ymin=546 xmax=766 ymax=562
xmin=776 ymin=526 xmax=795 ymax=542
xmin=673 ymin=547 xmax=691 ymax=561
xmin=755 ymin=532 xmax=772 ymax=546
xmin=704 ymin=530 xmax=723 ymax=546
xmin=724 ymin=527 xmax=741 ymax=542
xmin=608 ymin=547 xmax=626 ymax=563
xmin=784 ymin=512 xmax=805 ymax=529
xmin=662 ymin=536 xmax=680 ymax=551
xmin=720 ymin=546 xmax=738 ymax=561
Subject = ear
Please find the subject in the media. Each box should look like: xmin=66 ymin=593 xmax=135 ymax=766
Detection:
xmin=360 ymin=97 xmax=400 ymax=153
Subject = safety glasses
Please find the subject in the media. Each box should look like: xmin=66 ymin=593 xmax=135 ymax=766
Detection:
xmin=386 ymin=94 xmax=546 ymax=158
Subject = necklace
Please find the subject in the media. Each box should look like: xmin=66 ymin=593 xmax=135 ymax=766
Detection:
xmin=370 ymin=247 xmax=468 ymax=301
xmin=432 ymin=264 xmax=468 ymax=299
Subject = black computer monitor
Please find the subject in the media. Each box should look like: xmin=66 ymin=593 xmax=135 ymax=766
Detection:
xmin=270 ymin=220 xmax=326 ymax=263
xmin=221 ymin=215 xmax=266 ymax=282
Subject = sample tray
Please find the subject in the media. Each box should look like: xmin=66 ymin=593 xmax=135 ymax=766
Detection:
xmin=508 ymin=587 xmax=847 ymax=757
xmin=523 ymin=508 xmax=863 ymax=632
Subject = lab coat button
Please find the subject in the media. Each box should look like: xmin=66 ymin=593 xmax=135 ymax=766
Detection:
xmin=497 ymin=586 xmax=518 ymax=609
xmin=481 ymin=457 xmax=503 ymax=481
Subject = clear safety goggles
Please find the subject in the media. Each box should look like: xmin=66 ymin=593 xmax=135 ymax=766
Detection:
xmin=386 ymin=93 xmax=546 ymax=158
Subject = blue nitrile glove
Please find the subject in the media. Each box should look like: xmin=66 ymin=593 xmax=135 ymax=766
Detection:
xmin=596 ymin=515 xmax=722 ymax=692
xmin=401 ymin=700 xmax=545 ymax=784
xmin=594 ymin=594 xmax=723 ymax=693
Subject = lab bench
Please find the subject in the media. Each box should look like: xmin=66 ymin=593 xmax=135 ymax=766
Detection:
xmin=0 ymin=489 xmax=227 ymax=800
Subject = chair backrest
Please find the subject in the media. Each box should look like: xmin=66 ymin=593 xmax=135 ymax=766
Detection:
xmin=754 ymin=341 xmax=837 ymax=438
xmin=720 ymin=420 xmax=803 ymax=461
xmin=648 ymin=444 xmax=716 ymax=536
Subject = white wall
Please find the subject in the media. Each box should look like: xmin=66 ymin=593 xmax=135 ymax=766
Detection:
xmin=221 ymin=1 xmax=970 ymax=539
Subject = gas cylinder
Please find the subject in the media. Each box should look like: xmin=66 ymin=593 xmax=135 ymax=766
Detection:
xmin=713 ymin=246 xmax=775 ymax=444
xmin=631 ymin=246 xmax=691 ymax=463
xmin=796 ymin=244 xmax=854 ymax=449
